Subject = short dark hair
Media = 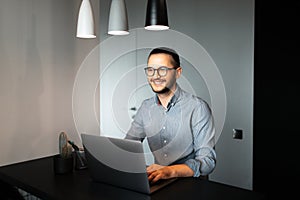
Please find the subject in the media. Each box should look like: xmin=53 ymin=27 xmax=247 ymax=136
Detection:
xmin=147 ymin=47 xmax=180 ymax=68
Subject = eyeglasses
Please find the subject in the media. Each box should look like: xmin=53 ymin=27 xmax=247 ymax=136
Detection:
xmin=144 ymin=66 xmax=177 ymax=77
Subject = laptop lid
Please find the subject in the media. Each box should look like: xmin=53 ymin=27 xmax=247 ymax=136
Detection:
xmin=81 ymin=134 xmax=177 ymax=194
xmin=81 ymin=133 xmax=151 ymax=194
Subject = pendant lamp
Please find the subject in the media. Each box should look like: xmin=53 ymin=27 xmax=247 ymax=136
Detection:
xmin=76 ymin=0 xmax=96 ymax=38
xmin=145 ymin=0 xmax=169 ymax=31
xmin=108 ymin=0 xmax=129 ymax=35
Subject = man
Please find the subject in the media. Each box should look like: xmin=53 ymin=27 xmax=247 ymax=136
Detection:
xmin=125 ymin=47 xmax=216 ymax=183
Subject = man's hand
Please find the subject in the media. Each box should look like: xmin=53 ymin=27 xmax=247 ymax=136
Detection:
xmin=146 ymin=164 xmax=194 ymax=183
xmin=147 ymin=164 xmax=173 ymax=183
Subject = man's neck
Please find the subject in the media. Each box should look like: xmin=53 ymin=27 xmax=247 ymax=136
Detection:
xmin=157 ymin=85 xmax=177 ymax=108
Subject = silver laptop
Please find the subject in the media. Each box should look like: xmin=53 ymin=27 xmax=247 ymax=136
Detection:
xmin=81 ymin=133 xmax=177 ymax=194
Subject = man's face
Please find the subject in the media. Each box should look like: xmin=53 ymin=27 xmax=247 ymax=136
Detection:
xmin=147 ymin=53 xmax=181 ymax=94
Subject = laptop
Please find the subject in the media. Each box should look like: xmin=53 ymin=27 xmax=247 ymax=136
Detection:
xmin=81 ymin=133 xmax=177 ymax=194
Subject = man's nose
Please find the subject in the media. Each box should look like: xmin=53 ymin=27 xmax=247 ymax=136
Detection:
xmin=153 ymin=69 xmax=160 ymax=77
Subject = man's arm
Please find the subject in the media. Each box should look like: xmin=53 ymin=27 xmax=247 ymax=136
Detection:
xmin=124 ymin=103 xmax=146 ymax=141
xmin=185 ymin=101 xmax=216 ymax=177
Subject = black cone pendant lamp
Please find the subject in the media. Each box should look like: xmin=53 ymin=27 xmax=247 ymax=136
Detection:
xmin=145 ymin=0 xmax=169 ymax=31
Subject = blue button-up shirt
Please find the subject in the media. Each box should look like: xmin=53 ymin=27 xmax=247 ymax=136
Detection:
xmin=125 ymin=85 xmax=216 ymax=177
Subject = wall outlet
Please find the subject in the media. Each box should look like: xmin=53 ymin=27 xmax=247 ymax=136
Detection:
xmin=233 ymin=129 xmax=243 ymax=139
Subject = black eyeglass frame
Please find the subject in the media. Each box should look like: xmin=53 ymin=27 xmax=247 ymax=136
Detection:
xmin=144 ymin=66 xmax=178 ymax=77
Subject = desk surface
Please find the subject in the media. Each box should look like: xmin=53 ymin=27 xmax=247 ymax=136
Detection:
xmin=0 ymin=155 xmax=264 ymax=200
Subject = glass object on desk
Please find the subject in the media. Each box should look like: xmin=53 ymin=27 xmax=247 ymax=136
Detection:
xmin=74 ymin=150 xmax=88 ymax=170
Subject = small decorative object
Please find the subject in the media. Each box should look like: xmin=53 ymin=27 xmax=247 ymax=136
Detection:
xmin=68 ymin=140 xmax=88 ymax=170
xmin=53 ymin=131 xmax=74 ymax=174
xmin=59 ymin=131 xmax=73 ymax=159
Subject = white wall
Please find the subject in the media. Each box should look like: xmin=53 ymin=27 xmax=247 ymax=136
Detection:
xmin=0 ymin=0 xmax=100 ymax=166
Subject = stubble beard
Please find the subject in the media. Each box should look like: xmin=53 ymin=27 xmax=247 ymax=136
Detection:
xmin=151 ymin=85 xmax=171 ymax=94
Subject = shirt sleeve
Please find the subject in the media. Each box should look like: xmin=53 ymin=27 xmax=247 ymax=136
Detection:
xmin=184 ymin=100 xmax=217 ymax=177
xmin=124 ymin=102 xmax=146 ymax=141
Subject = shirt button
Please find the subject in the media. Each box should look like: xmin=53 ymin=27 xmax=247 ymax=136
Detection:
xmin=164 ymin=154 xmax=167 ymax=157
xmin=162 ymin=126 xmax=166 ymax=130
xmin=164 ymin=140 xmax=167 ymax=144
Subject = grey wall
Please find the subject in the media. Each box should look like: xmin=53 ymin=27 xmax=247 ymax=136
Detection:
xmin=0 ymin=0 xmax=99 ymax=166
xmin=99 ymin=0 xmax=254 ymax=190
xmin=173 ymin=0 xmax=254 ymax=190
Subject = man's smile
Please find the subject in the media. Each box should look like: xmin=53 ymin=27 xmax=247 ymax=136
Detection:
xmin=151 ymin=79 xmax=165 ymax=85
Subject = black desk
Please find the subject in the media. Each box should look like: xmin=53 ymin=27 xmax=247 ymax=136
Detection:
xmin=0 ymin=155 xmax=264 ymax=200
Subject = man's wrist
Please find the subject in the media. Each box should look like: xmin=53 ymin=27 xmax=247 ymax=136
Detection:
xmin=169 ymin=164 xmax=194 ymax=177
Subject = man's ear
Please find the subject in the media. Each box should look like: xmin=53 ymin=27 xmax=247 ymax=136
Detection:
xmin=176 ymin=67 xmax=182 ymax=79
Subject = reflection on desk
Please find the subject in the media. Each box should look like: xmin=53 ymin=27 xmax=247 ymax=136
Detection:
xmin=0 ymin=155 xmax=265 ymax=200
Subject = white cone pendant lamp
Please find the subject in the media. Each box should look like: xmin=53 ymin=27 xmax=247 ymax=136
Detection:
xmin=77 ymin=0 xmax=96 ymax=38
xmin=108 ymin=0 xmax=129 ymax=35
xmin=145 ymin=0 xmax=169 ymax=31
